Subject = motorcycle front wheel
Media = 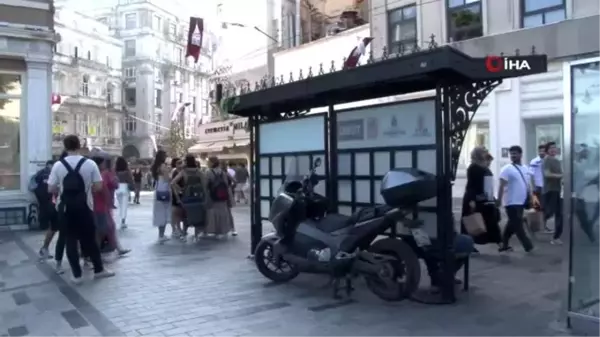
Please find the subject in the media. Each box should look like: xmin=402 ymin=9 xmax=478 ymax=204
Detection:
xmin=364 ymin=239 xmax=421 ymax=301
xmin=255 ymin=240 xmax=299 ymax=283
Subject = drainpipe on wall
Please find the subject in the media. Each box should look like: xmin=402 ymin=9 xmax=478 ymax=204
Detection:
xmin=295 ymin=0 xmax=301 ymax=46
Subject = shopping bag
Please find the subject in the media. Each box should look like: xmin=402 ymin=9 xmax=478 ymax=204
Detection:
xmin=462 ymin=213 xmax=487 ymax=236
xmin=525 ymin=210 xmax=543 ymax=233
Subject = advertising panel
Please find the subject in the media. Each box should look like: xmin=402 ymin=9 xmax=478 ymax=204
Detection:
xmin=336 ymin=100 xmax=436 ymax=149
xmin=259 ymin=116 xmax=325 ymax=154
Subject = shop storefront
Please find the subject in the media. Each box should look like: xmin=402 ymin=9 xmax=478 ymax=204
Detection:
xmin=188 ymin=117 xmax=250 ymax=165
xmin=563 ymin=57 xmax=600 ymax=335
xmin=0 ymin=34 xmax=53 ymax=228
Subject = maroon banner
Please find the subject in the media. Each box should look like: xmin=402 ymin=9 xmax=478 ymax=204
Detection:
xmin=186 ymin=17 xmax=204 ymax=63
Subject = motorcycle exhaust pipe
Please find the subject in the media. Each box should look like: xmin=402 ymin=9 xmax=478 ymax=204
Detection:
xmin=281 ymin=253 xmax=331 ymax=273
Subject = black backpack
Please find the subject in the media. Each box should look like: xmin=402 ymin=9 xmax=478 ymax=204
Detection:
xmin=60 ymin=158 xmax=88 ymax=210
xmin=208 ymin=169 xmax=229 ymax=202
xmin=182 ymin=169 xmax=205 ymax=204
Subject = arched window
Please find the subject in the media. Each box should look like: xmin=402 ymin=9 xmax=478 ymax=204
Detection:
xmin=81 ymin=75 xmax=89 ymax=96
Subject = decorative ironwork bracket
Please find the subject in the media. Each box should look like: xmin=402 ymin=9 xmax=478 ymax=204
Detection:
xmin=446 ymin=79 xmax=502 ymax=181
xmin=257 ymin=109 xmax=311 ymax=123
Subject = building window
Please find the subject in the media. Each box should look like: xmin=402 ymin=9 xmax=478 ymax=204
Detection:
xmin=154 ymin=113 xmax=162 ymax=133
xmin=81 ymin=75 xmax=90 ymax=96
xmin=447 ymin=0 xmax=483 ymax=42
xmin=521 ymin=0 xmax=566 ymax=28
xmin=124 ymin=68 xmax=135 ymax=79
xmin=154 ymin=89 xmax=162 ymax=108
xmin=175 ymin=47 xmax=183 ymax=65
xmin=169 ymin=23 xmax=176 ymax=36
xmin=125 ymin=13 xmax=137 ymax=29
xmin=87 ymin=50 xmax=91 ymax=60
xmin=153 ymin=15 xmax=162 ymax=31
xmin=125 ymin=88 xmax=136 ymax=106
xmin=106 ymin=84 xmax=113 ymax=104
xmin=189 ymin=75 xmax=195 ymax=90
xmin=458 ymin=122 xmax=489 ymax=173
xmin=388 ymin=5 xmax=417 ymax=55
xmin=0 ymin=73 xmax=22 ymax=190
xmin=125 ymin=114 xmax=136 ymax=132
xmin=191 ymin=97 xmax=196 ymax=113
xmin=74 ymin=46 xmax=78 ymax=58
xmin=124 ymin=40 xmax=136 ymax=57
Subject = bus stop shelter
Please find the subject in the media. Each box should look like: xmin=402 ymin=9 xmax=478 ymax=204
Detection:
xmin=220 ymin=38 xmax=547 ymax=303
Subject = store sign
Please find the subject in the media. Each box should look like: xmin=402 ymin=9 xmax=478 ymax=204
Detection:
xmin=337 ymin=100 xmax=435 ymax=150
xmin=203 ymin=119 xmax=248 ymax=135
xmin=338 ymin=119 xmax=364 ymax=141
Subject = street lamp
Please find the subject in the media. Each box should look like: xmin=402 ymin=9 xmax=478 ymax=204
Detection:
xmin=221 ymin=22 xmax=277 ymax=43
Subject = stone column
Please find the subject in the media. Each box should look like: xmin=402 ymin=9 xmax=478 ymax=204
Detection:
xmin=25 ymin=58 xmax=52 ymax=178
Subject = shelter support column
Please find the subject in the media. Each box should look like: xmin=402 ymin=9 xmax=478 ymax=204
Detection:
xmin=249 ymin=115 xmax=261 ymax=256
xmin=326 ymin=105 xmax=338 ymax=213
xmin=438 ymin=79 xmax=503 ymax=303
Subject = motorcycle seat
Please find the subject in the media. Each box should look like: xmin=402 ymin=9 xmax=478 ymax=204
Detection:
xmin=315 ymin=214 xmax=353 ymax=233
xmin=347 ymin=204 xmax=393 ymax=224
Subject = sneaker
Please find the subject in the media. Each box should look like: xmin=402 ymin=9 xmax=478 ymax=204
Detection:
xmin=158 ymin=236 xmax=170 ymax=244
xmin=71 ymin=276 xmax=83 ymax=285
xmin=39 ymin=247 xmax=52 ymax=260
xmin=551 ymin=239 xmax=563 ymax=245
xmin=231 ymin=231 xmax=238 ymax=237
xmin=498 ymin=246 xmax=514 ymax=253
xmin=526 ymin=247 xmax=536 ymax=254
xmin=94 ymin=269 xmax=116 ymax=279
xmin=544 ymin=227 xmax=554 ymax=234
xmin=83 ymin=260 xmax=93 ymax=269
xmin=118 ymin=249 xmax=131 ymax=256
xmin=55 ymin=261 xmax=64 ymax=275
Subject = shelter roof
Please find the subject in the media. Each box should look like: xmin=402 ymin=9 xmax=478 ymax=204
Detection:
xmin=222 ymin=42 xmax=547 ymax=118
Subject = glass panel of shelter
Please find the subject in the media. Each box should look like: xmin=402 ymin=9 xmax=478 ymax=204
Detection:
xmin=258 ymin=152 xmax=327 ymax=221
xmin=336 ymin=147 xmax=438 ymax=238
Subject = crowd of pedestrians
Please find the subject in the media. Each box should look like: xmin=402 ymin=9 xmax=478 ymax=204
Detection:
xmin=461 ymin=141 xmax=597 ymax=255
xmin=151 ymin=150 xmax=245 ymax=243
xmin=30 ymin=134 xmax=249 ymax=284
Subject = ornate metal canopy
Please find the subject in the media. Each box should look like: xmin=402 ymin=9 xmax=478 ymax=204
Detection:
xmin=221 ymin=36 xmax=546 ymax=120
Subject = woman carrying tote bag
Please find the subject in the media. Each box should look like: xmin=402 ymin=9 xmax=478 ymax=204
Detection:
xmin=461 ymin=147 xmax=502 ymax=251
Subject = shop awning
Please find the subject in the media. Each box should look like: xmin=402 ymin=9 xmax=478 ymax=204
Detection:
xmin=188 ymin=140 xmax=250 ymax=154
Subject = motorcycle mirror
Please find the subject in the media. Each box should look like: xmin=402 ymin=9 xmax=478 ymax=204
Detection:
xmin=313 ymin=157 xmax=322 ymax=168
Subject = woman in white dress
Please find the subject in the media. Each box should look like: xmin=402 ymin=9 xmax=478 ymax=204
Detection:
xmin=151 ymin=150 xmax=172 ymax=243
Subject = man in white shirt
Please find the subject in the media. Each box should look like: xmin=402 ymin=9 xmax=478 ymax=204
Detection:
xmin=48 ymin=135 xmax=115 ymax=284
xmin=497 ymin=145 xmax=538 ymax=253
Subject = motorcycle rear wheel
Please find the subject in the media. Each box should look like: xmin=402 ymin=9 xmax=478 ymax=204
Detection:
xmin=364 ymin=239 xmax=421 ymax=301
xmin=255 ymin=240 xmax=299 ymax=283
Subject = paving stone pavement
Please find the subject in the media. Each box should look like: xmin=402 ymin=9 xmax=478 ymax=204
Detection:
xmin=1 ymin=194 xmax=572 ymax=336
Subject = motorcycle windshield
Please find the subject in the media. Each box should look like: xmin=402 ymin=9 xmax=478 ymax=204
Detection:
xmin=279 ymin=158 xmax=305 ymax=194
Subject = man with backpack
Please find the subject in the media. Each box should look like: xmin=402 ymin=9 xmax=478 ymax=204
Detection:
xmin=47 ymin=135 xmax=115 ymax=284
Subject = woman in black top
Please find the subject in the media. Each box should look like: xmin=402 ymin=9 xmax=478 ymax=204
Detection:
xmin=170 ymin=158 xmax=185 ymax=240
xmin=461 ymin=147 xmax=502 ymax=250
xmin=132 ymin=168 xmax=142 ymax=204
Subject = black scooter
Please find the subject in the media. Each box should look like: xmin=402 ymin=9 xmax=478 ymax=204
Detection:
xmin=254 ymin=158 xmax=437 ymax=301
